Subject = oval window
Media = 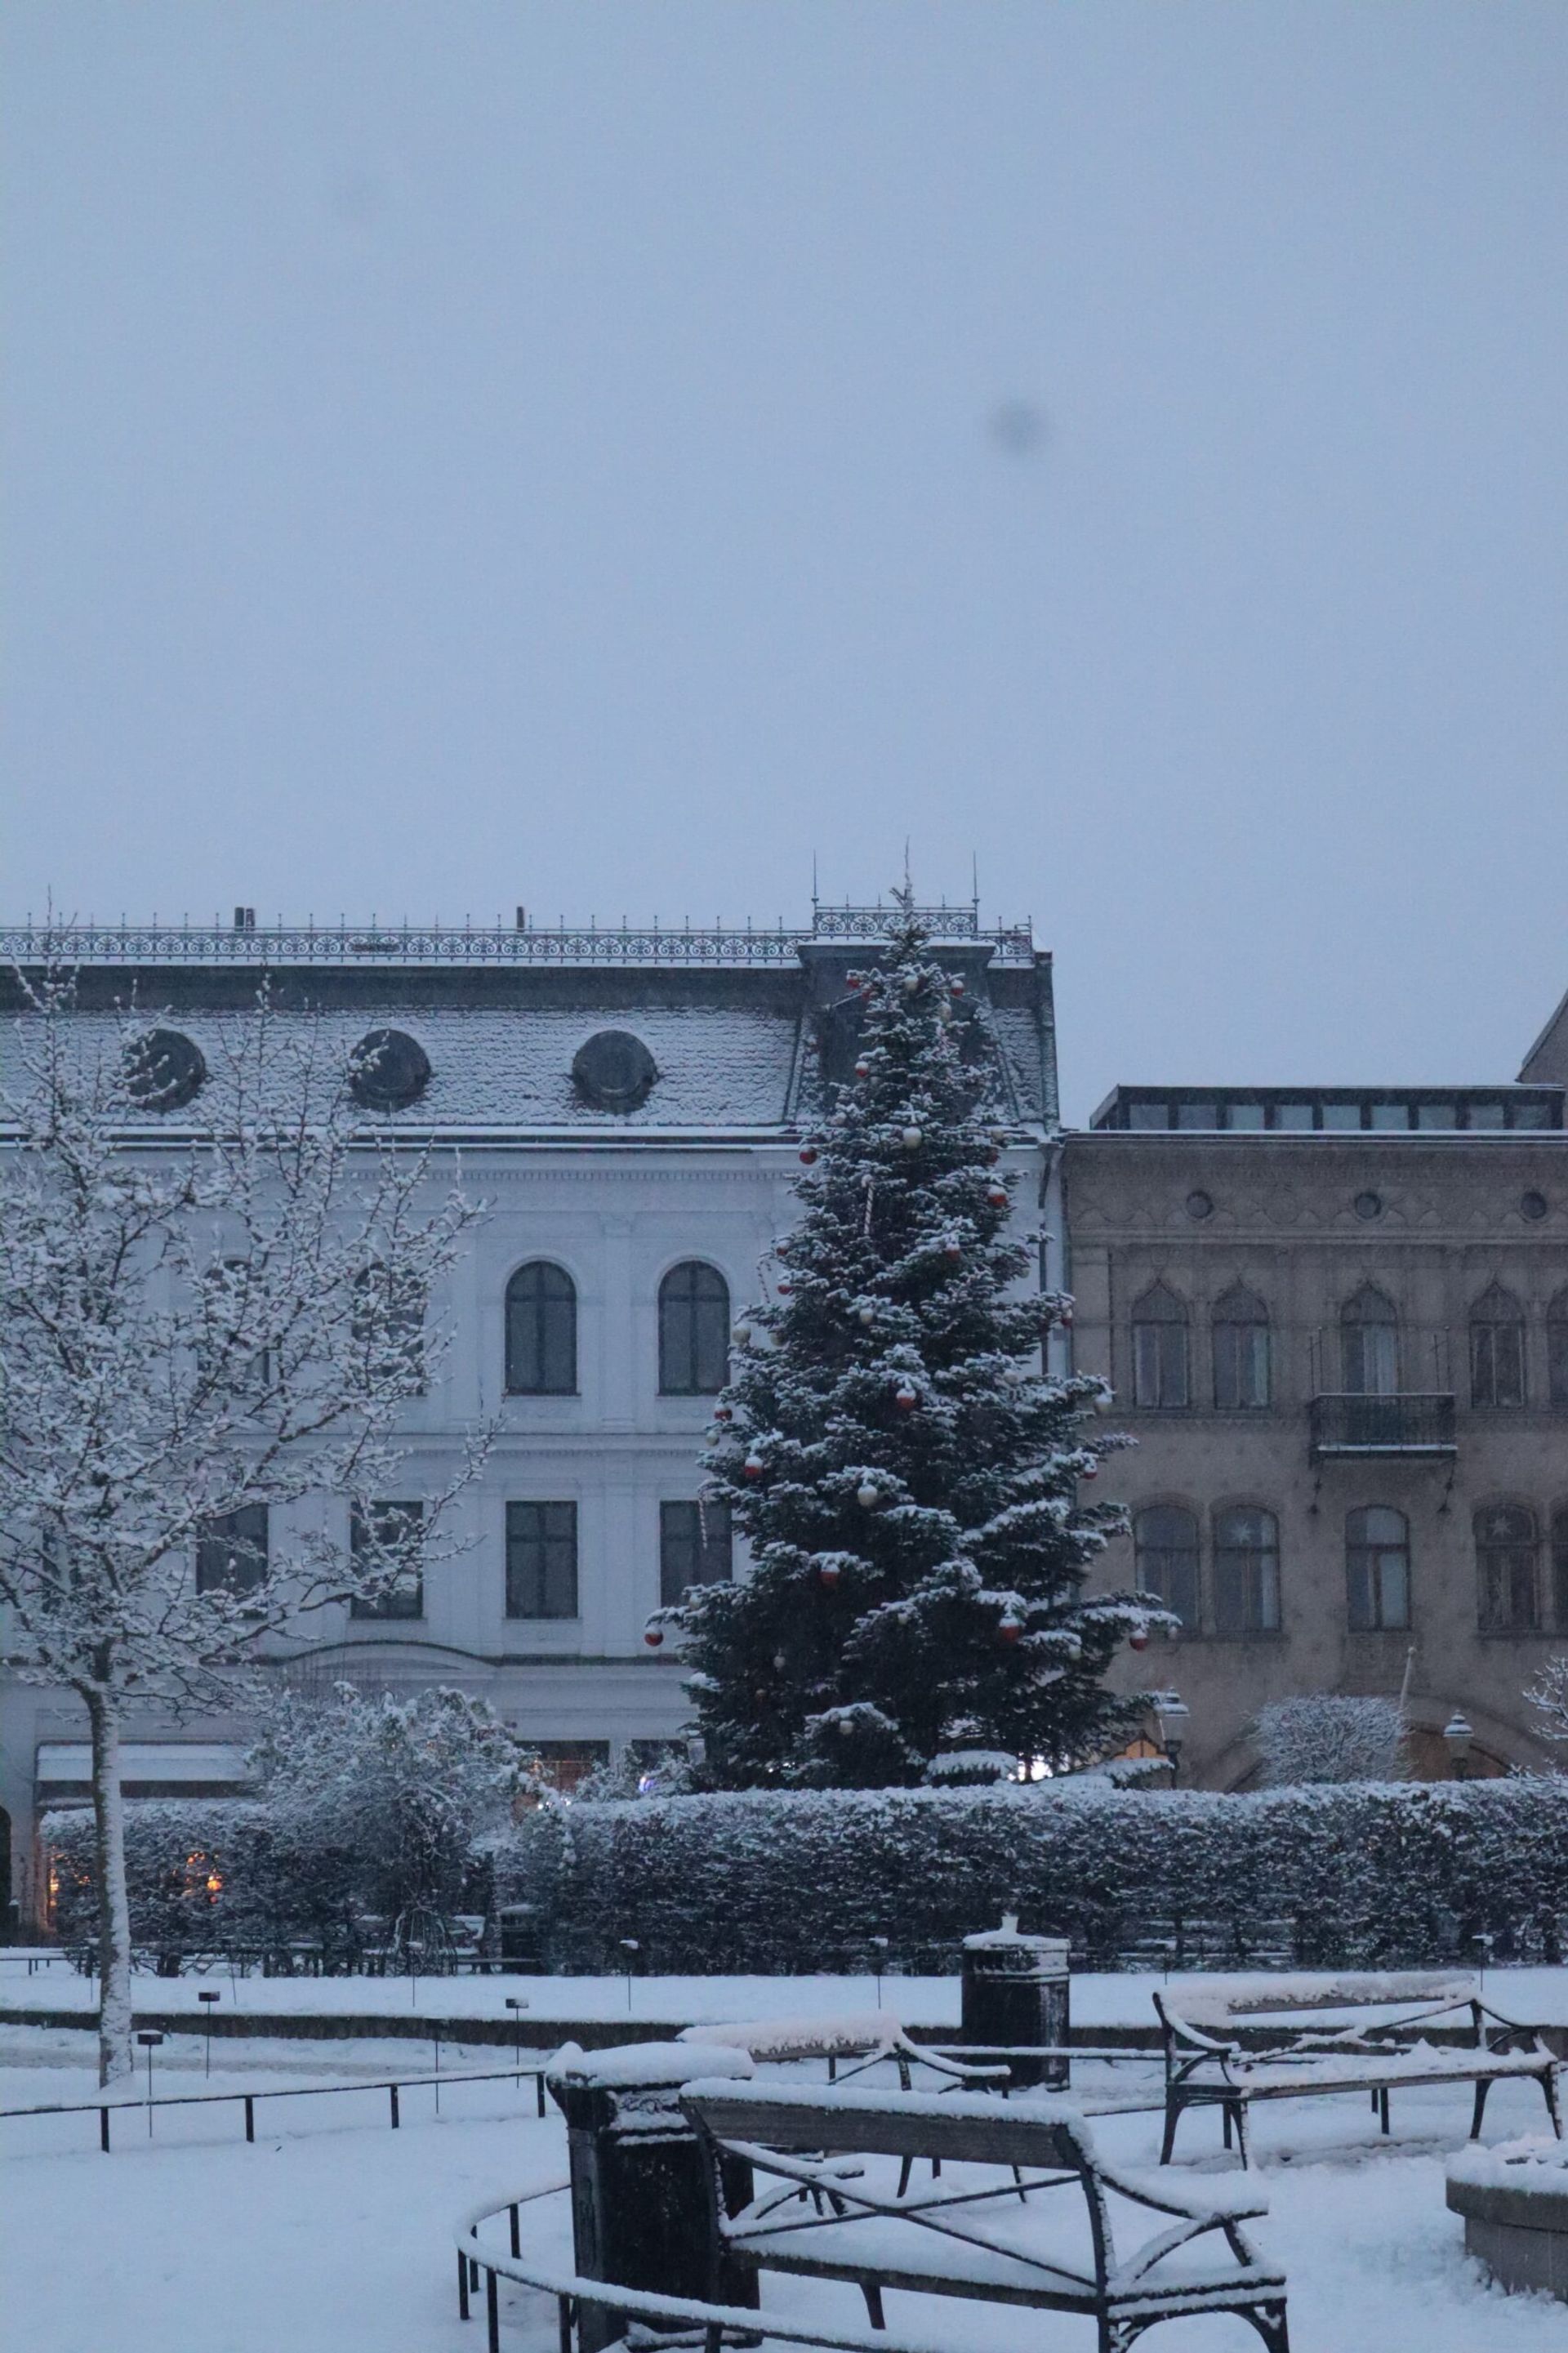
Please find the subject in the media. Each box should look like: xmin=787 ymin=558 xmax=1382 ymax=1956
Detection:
xmin=349 ymin=1029 xmax=432 ymax=1111
xmin=572 ymin=1030 xmax=657 ymax=1112
xmin=125 ymin=1028 xmax=206 ymax=1112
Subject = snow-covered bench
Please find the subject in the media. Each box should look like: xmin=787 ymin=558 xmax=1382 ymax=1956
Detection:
xmin=680 ymin=2010 xmax=1009 ymax=2091
xmin=1155 ymin=1972 xmax=1561 ymax=2165
xmin=681 ymin=2075 xmax=1290 ymax=2353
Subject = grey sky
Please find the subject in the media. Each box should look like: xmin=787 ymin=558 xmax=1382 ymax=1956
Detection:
xmin=5 ymin=2 xmax=1566 ymax=1121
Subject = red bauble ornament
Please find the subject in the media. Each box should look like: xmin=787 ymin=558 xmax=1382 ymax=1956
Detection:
xmin=951 ymin=978 xmax=966 ymax=996
xmin=715 ymin=1407 xmax=733 ymax=1424
xmin=799 ymin=1147 xmax=818 ymax=1165
xmin=998 ymin=1615 xmax=1023 ymax=1645
xmin=987 ymin=1185 xmax=1008 ymax=1208
xmin=1082 ymin=1465 xmax=1098 ymax=1481
xmin=854 ymin=1059 xmax=871 ymax=1079
xmin=643 ymin=1624 xmax=665 ymax=1649
xmin=776 ymin=1279 xmax=791 ymax=1295
xmin=743 ymin=1455 xmax=764 ymax=1479
xmin=894 ymin=1385 xmax=918 ymax=1411
xmin=1129 ymin=1628 xmax=1150 ymax=1652
xmin=1060 ymin=1311 xmax=1074 ymax=1330
xmin=818 ymin=1562 xmax=843 ymax=1589
xmin=944 ymin=1240 xmax=962 ymax=1259
xmin=985 ymin=1147 xmax=1000 ymax=1165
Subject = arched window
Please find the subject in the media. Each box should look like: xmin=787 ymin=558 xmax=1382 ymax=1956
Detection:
xmin=1134 ymin=1506 xmax=1199 ymax=1633
xmin=1549 ymin=1290 xmax=1568 ymax=1407
xmin=1476 ymin=1504 xmax=1539 ymax=1632
xmin=1470 ymin=1282 xmax=1526 ymax=1408
xmin=1131 ymin=1283 xmax=1189 ymax=1410
xmin=352 ymin=1263 xmax=426 ymax=1393
xmin=1346 ymin=1506 xmax=1410 ymax=1631
xmin=659 ymin=1263 xmax=730 ymax=1395
xmin=196 ymin=1504 xmax=269 ymax=1598
xmin=1213 ymin=1285 xmax=1270 ymax=1410
xmin=1552 ymin=1504 xmax=1568 ymax=1629
xmin=505 ymin=1263 xmax=577 ymax=1396
xmin=1213 ymin=1506 xmax=1280 ymax=1634
xmin=1340 ymin=1285 xmax=1398 ymax=1397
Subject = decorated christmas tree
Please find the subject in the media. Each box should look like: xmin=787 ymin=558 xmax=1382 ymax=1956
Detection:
xmin=674 ymin=897 xmax=1151 ymax=1789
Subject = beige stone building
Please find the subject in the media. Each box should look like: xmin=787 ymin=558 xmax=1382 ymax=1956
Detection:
xmin=1067 ymin=986 xmax=1568 ymax=1789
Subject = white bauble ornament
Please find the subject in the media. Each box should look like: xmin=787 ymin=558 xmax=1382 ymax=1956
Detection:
xmin=856 ymin=1481 xmax=880 ymax=1509
xmin=902 ymin=973 xmax=919 ymax=994
xmin=902 ymin=1126 xmax=923 ymax=1150
xmin=1002 ymin=1362 xmax=1025 ymax=1387
xmin=858 ymin=1304 xmax=875 ymax=1326
xmin=732 ymin=1322 xmax=752 ymax=1346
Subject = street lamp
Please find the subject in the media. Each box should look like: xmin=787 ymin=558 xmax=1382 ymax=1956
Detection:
xmin=1155 ymin=1691 xmax=1191 ymax=1785
xmin=1444 ymin=1713 xmax=1474 ymax=1780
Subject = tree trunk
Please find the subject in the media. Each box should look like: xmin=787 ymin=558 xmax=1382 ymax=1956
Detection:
xmin=85 ymin=1687 xmax=134 ymax=2085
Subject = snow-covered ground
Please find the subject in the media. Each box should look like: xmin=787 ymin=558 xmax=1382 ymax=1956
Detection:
xmin=5 ymin=1996 xmax=1568 ymax=2352
xmin=7 ymin=1955 xmax=1568 ymax=2031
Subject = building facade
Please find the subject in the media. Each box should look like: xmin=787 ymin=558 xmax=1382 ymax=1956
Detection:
xmin=0 ymin=906 xmax=1060 ymax=1923
xmin=1069 ymin=1033 xmax=1568 ymax=1788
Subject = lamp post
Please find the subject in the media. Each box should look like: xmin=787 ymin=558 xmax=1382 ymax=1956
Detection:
xmin=136 ymin=2030 xmax=165 ymax=2136
xmin=198 ymin=1988 xmax=220 ymax=2077
xmin=1445 ymin=1713 xmax=1474 ymax=1781
xmin=1155 ymin=1691 xmax=1191 ymax=1786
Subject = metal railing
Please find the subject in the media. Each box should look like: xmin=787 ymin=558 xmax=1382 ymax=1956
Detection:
xmin=0 ymin=908 xmax=1036 ymax=970
xmin=1309 ymin=1393 xmax=1458 ymax=1457
xmin=0 ymin=2059 xmax=549 ymax=2155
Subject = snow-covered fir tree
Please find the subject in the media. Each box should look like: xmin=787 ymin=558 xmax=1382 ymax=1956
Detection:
xmin=0 ymin=972 xmax=485 ymax=2079
xmin=674 ymin=898 xmax=1150 ymax=1788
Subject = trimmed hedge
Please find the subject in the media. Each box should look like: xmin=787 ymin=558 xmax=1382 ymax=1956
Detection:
xmin=492 ymin=1777 xmax=1568 ymax=1974
xmin=46 ymin=1778 xmax=1568 ymax=1975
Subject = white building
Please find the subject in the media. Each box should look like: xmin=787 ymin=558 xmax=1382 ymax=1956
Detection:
xmin=0 ymin=903 xmax=1059 ymax=1926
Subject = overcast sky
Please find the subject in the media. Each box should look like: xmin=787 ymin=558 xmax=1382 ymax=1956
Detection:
xmin=5 ymin=3 xmax=1566 ymax=1120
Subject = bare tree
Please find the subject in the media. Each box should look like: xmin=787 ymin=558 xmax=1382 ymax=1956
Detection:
xmin=1525 ymin=1658 xmax=1568 ymax=1749
xmin=1253 ymin=1695 xmax=1409 ymax=1785
xmin=0 ymin=971 xmax=486 ymax=2081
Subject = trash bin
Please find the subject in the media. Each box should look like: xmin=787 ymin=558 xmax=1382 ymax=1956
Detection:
xmin=960 ymin=1914 xmax=1071 ymax=2090
xmin=498 ymin=1902 xmax=544 ymax=1973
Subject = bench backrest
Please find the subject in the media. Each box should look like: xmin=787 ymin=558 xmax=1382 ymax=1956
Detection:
xmin=1164 ymin=1972 xmax=1475 ymax=2037
xmin=680 ymin=2077 xmax=1093 ymax=2175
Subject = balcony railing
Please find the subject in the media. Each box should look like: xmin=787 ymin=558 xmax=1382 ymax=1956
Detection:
xmin=1309 ymin=1393 xmax=1457 ymax=1459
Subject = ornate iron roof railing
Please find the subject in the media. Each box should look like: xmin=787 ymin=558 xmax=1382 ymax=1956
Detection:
xmin=0 ymin=911 xmax=1036 ymax=969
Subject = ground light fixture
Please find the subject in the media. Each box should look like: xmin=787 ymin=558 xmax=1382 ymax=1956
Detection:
xmin=136 ymin=2030 xmax=165 ymax=2132
xmin=198 ymin=1988 xmax=220 ymax=2076
xmin=506 ymin=1994 xmax=529 ymax=2084
xmin=1154 ymin=1691 xmax=1191 ymax=1785
xmin=1445 ymin=1713 xmax=1475 ymax=1780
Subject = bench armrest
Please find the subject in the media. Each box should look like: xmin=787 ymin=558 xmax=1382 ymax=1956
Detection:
xmin=1098 ymin=2162 xmax=1269 ymax=2225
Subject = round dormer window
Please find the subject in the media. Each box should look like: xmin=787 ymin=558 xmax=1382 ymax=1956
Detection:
xmin=349 ymin=1028 xmax=431 ymax=1111
xmin=572 ymin=1029 xmax=657 ymax=1112
xmin=124 ymin=1028 xmax=206 ymax=1112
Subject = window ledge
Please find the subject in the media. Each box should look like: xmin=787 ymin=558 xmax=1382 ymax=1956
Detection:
xmin=1201 ymin=1629 xmax=1286 ymax=1643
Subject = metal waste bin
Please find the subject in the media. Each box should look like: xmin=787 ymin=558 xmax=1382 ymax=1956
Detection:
xmin=498 ymin=1902 xmax=543 ymax=1973
xmin=960 ymin=1914 xmax=1071 ymax=2090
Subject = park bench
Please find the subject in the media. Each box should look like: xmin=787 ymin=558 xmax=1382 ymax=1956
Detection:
xmin=1154 ymin=1972 xmax=1561 ymax=2165
xmin=681 ymin=2074 xmax=1290 ymax=2353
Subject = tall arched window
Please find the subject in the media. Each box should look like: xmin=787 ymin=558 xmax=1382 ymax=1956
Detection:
xmin=1548 ymin=1290 xmax=1568 ymax=1407
xmin=1213 ymin=1506 xmax=1281 ymax=1634
xmin=1476 ymin=1504 xmax=1539 ymax=1632
xmin=196 ymin=1504 xmax=269 ymax=1598
xmin=1131 ymin=1283 xmax=1189 ymax=1410
xmin=352 ymin=1263 xmax=426 ymax=1393
xmin=1346 ymin=1506 xmax=1410 ymax=1631
xmin=1134 ymin=1506 xmax=1200 ymax=1632
xmin=505 ymin=1263 xmax=577 ymax=1395
xmin=659 ymin=1262 xmax=730 ymax=1395
xmin=1340 ymin=1285 xmax=1398 ymax=1396
xmin=1213 ymin=1285 xmax=1270 ymax=1410
xmin=1552 ymin=1504 xmax=1568 ymax=1629
xmin=1470 ymin=1282 xmax=1526 ymax=1408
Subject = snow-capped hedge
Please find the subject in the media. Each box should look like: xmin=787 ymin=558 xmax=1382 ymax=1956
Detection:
xmin=492 ymin=1777 xmax=1568 ymax=1974
xmin=45 ymin=1777 xmax=1568 ymax=1973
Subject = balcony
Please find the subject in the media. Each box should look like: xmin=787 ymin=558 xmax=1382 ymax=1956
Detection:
xmin=1309 ymin=1393 xmax=1456 ymax=1461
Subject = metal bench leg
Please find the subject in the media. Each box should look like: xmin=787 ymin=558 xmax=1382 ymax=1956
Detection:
xmin=896 ymin=2155 xmax=913 ymax=2199
xmin=862 ymin=2281 xmax=886 ymax=2330
xmin=1245 ymin=2297 xmax=1290 ymax=2353
xmin=1471 ymin=2078 xmax=1491 ymax=2140
xmin=1223 ymin=2106 xmax=1232 ymax=2150
xmin=1544 ymin=2066 xmax=1562 ymax=2137
xmin=1379 ymin=2088 xmax=1391 ymax=2135
xmin=1232 ymin=2101 xmax=1252 ymax=2168
xmin=560 ymin=2297 xmax=576 ymax=2353
xmin=486 ymin=2266 xmax=500 ymax=2353
xmin=457 ymin=2249 xmax=470 ymax=2321
xmin=1160 ymin=2097 xmax=1181 ymax=2164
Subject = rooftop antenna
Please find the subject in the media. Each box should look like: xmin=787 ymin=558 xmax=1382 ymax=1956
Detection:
xmin=972 ymin=850 xmax=980 ymax=916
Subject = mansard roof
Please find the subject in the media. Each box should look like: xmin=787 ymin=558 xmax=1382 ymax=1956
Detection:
xmin=0 ymin=907 xmax=1058 ymax=1133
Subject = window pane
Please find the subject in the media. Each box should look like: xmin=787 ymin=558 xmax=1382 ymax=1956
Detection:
xmin=196 ymin=1505 xmax=268 ymax=1597
xmin=1346 ymin=1508 xmax=1410 ymax=1631
xmin=1465 ymin=1101 xmax=1506 ymax=1130
xmin=1272 ymin=1103 xmax=1314 ymax=1130
xmin=1550 ymin=1315 xmax=1568 ymax=1406
xmin=660 ymin=1500 xmax=733 ymax=1606
xmin=1175 ymin=1103 xmax=1220 ymax=1130
xmin=1128 ymin=1102 xmax=1169 ymax=1130
xmin=1321 ymin=1103 xmax=1361 ymax=1130
xmin=506 ymin=1500 xmax=579 ymax=1619
xmin=1134 ymin=1508 xmax=1199 ymax=1630
xmin=1553 ymin=1509 xmax=1568 ymax=1629
xmin=1213 ymin=1509 xmax=1280 ymax=1633
xmin=349 ymin=1501 xmax=423 ymax=1620
xmin=1214 ymin=1312 xmax=1269 ymax=1410
xmin=1369 ymin=1103 xmax=1409 ymax=1130
xmin=1415 ymin=1102 xmax=1458 ymax=1130
xmin=1477 ymin=1506 xmax=1539 ymax=1631
xmin=659 ymin=1263 xmax=731 ymax=1395
xmin=1226 ymin=1103 xmax=1266 ymax=1130
xmin=506 ymin=1263 xmax=577 ymax=1395
xmin=1512 ymin=1101 xmax=1553 ymax=1130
